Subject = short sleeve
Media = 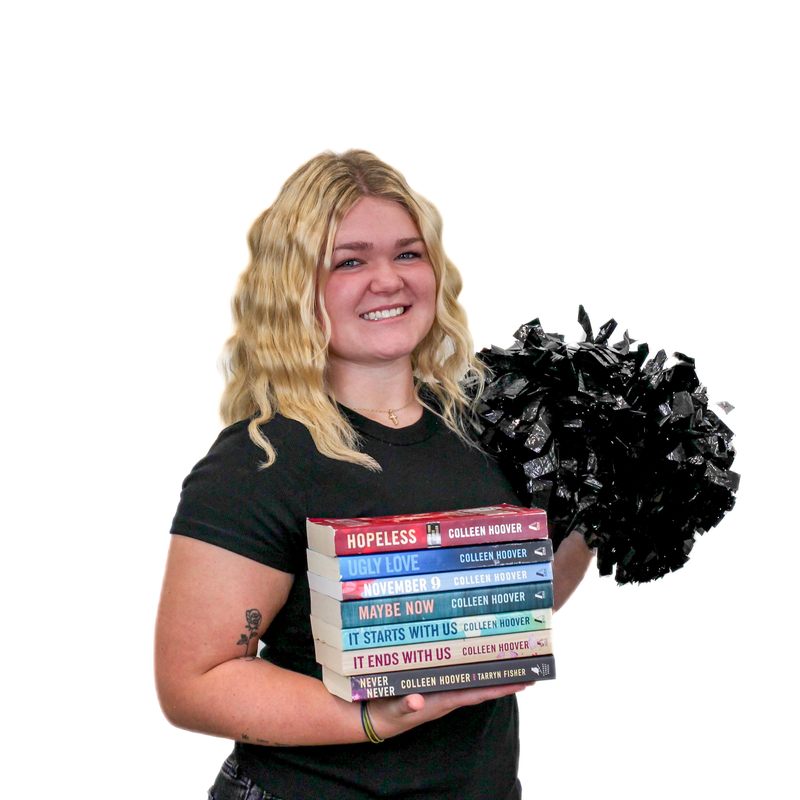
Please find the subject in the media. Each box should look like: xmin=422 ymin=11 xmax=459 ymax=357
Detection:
xmin=170 ymin=420 xmax=309 ymax=574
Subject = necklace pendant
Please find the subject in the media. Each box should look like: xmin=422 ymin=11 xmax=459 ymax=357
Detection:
xmin=388 ymin=409 xmax=399 ymax=426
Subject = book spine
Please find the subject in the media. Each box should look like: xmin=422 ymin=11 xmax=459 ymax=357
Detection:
xmin=322 ymin=508 xmax=548 ymax=556
xmin=314 ymin=630 xmax=554 ymax=675
xmin=322 ymin=655 xmax=556 ymax=701
xmin=310 ymin=582 xmax=554 ymax=628
xmin=312 ymin=609 xmax=552 ymax=650
xmin=320 ymin=539 xmax=554 ymax=580
xmin=310 ymin=562 xmax=553 ymax=601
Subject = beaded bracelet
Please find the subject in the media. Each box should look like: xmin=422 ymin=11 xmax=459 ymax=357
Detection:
xmin=360 ymin=701 xmax=385 ymax=744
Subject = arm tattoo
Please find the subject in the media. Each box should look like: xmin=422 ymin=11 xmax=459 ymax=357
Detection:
xmin=236 ymin=608 xmax=262 ymax=658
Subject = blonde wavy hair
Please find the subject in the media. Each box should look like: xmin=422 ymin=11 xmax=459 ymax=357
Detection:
xmin=220 ymin=149 xmax=485 ymax=470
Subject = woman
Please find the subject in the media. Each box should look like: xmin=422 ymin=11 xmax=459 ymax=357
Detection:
xmin=156 ymin=150 xmax=593 ymax=800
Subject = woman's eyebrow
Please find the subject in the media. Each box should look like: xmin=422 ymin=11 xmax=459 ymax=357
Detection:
xmin=333 ymin=237 xmax=422 ymax=252
xmin=333 ymin=241 xmax=372 ymax=252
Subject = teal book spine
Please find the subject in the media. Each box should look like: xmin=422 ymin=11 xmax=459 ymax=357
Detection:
xmin=309 ymin=581 xmax=554 ymax=628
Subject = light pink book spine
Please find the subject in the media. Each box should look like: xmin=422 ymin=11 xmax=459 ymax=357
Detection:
xmin=314 ymin=630 xmax=553 ymax=675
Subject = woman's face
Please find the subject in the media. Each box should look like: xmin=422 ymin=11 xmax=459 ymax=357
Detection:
xmin=320 ymin=196 xmax=437 ymax=370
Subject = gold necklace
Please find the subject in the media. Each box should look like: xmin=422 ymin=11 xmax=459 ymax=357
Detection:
xmin=349 ymin=398 xmax=417 ymax=426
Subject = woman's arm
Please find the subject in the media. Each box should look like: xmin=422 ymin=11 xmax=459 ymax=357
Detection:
xmin=155 ymin=535 xmax=525 ymax=746
xmin=552 ymin=531 xmax=595 ymax=611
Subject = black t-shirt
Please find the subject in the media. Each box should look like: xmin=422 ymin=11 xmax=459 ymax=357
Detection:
xmin=171 ymin=406 xmax=523 ymax=800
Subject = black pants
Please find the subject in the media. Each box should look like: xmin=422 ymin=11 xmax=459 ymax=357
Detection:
xmin=208 ymin=754 xmax=284 ymax=800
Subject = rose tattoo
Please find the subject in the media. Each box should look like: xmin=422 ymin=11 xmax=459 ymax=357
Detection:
xmin=236 ymin=608 xmax=263 ymax=657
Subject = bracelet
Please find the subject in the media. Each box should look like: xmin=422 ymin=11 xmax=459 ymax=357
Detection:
xmin=360 ymin=701 xmax=385 ymax=744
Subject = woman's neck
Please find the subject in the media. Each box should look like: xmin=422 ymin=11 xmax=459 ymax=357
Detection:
xmin=327 ymin=358 xmax=422 ymax=427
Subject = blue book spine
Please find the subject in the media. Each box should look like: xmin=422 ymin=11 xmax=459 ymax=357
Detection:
xmin=335 ymin=539 xmax=553 ymax=580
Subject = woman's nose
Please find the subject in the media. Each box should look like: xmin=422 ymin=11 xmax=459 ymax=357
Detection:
xmin=369 ymin=260 xmax=405 ymax=293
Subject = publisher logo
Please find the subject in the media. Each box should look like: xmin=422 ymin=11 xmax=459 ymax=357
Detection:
xmin=426 ymin=522 xmax=442 ymax=547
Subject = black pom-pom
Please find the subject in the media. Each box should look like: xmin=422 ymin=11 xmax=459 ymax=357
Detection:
xmin=471 ymin=306 xmax=739 ymax=584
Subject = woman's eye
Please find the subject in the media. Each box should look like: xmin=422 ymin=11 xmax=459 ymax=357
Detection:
xmin=334 ymin=258 xmax=361 ymax=270
xmin=397 ymin=251 xmax=422 ymax=261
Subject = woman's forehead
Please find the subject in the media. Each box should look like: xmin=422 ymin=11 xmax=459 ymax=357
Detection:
xmin=334 ymin=197 xmax=419 ymax=244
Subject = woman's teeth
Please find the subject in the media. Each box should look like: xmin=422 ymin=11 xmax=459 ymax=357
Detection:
xmin=360 ymin=306 xmax=406 ymax=321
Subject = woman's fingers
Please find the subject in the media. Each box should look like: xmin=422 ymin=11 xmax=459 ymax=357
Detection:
xmin=370 ymin=682 xmax=531 ymax=739
xmin=399 ymin=693 xmax=426 ymax=714
xmin=429 ymin=682 xmax=530 ymax=713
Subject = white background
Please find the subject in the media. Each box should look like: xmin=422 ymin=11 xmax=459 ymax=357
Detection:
xmin=2 ymin=1 xmax=797 ymax=797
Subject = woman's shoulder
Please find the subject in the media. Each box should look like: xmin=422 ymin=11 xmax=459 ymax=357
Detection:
xmin=172 ymin=415 xmax=314 ymax=571
xmin=186 ymin=414 xmax=320 ymax=485
xmin=212 ymin=414 xmax=316 ymax=453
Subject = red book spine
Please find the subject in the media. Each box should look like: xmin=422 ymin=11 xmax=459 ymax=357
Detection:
xmin=307 ymin=505 xmax=548 ymax=556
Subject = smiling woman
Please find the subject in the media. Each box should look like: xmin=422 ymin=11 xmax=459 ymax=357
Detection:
xmin=155 ymin=150 xmax=593 ymax=800
xmin=218 ymin=150 xmax=479 ymax=471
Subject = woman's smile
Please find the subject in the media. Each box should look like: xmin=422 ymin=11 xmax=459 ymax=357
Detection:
xmin=359 ymin=305 xmax=408 ymax=321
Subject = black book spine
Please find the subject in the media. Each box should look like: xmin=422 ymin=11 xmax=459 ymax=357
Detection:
xmin=323 ymin=655 xmax=556 ymax=701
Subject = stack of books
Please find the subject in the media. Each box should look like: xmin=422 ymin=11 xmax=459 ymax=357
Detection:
xmin=306 ymin=504 xmax=556 ymax=702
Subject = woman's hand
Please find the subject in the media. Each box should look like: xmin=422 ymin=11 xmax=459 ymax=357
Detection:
xmin=365 ymin=682 xmax=529 ymax=740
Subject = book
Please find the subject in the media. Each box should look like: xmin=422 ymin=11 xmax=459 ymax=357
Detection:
xmin=322 ymin=655 xmax=556 ymax=701
xmin=307 ymin=561 xmax=553 ymax=601
xmin=311 ymin=608 xmax=553 ymax=650
xmin=306 ymin=539 xmax=553 ymax=581
xmin=309 ymin=582 xmax=555 ymax=628
xmin=306 ymin=504 xmax=548 ymax=556
xmin=314 ymin=630 xmax=554 ymax=675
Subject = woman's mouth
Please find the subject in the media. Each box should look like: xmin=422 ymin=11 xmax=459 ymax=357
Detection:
xmin=359 ymin=306 xmax=407 ymax=321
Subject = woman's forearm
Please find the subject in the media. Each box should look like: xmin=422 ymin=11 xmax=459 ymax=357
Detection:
xmin=159 ymin=656 xmax=366 ymax=746
xmin=553 ymin=531 xmax=595 ymax=610
xmin=158 ymin=654 xmax=526 ymax=747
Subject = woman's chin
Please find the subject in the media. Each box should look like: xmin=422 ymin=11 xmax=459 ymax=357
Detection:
xmin=329 ymin=337 xmax=425 ymax=368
